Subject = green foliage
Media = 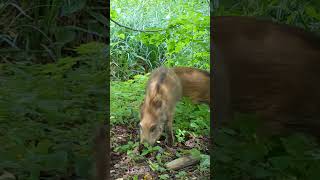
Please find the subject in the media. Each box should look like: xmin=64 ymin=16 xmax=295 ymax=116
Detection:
xmin=138 ymin=5 xmax=210 ymax=70
xmin=111 ymin=0 xmax=210 ymax=80
xmin=140 ymin=144 xmax=163 ymax=157
xmin=114 ymin=141 xmax=139 ymax=154
xmin=175 ymin=98 xmax=210 ymax=136
xmin=111 ymin=74 xmax=148 ymax=125
xmin=200 ymin=154 xmax=210 ymax=170
xmin=148 ymin=160 xmax=166 ymax=173
xmin=213 ymin=115 xmax=320 ymax=180
xmin=212 ymin=0 xmax=320 ymax=32
xmin=176 ymin=129 xmax=188 ymax=143
xmin=159 ymin=174 xmax=170 ymax=180
xmin=175 ymin=171 xmax=187 ymax=179
xmin=0 ymin=0 xmax=107 ymax=63
xmin=0 ymin=42 xmax=107 ymax=179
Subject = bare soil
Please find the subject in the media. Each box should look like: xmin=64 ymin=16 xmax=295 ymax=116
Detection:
xmin=110 ymin=125 xmax=209 ymax=180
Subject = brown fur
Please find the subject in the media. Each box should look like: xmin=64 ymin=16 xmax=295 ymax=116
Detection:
xmin=139 ymin=67 xmax=182 ymax=146
xmin=172 ymin=67 xmax=210 ymax=105
xmin=213 ymin=16 xmax=320 ymax=138
xmin=139 ymin=66 xmax=210 ymax=146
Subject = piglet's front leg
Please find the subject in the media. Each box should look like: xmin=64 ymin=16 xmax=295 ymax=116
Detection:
xmin=166 ymin=113 xmax=174 ymax=147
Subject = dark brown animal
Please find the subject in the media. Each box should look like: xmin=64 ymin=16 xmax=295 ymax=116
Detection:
xmin=172 ymin=67 xmax=210 ymax=105
xmin=213 ymin=16 xmax=320 ymax=138
xmin=139 ymin=67 xmax=182 ymax=146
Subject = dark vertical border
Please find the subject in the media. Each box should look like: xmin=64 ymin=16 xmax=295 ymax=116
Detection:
xmin=94 ymin=0 xmax=110 ymax=179
xmin=101 ymin=0 xmax=110 ymax=179
xmin=106 ymin=0 xmax=111 ymax=179
xmin=209 ymin=1 xmax=214 ymax=180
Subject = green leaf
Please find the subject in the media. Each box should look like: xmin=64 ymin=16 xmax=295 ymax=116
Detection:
xmin=305 ymin=6 xmax=320 ymax=21
xmin=159 ymin=174 xmax=170 ymax=179
xmin=117 ymin=33 xmax=125 ymax=40
xmin=133 ymin=175 xmax=139 ymax=180
xmin=75 ymin=42 xmax=107 ymax=55
xmin=189 ymin=148 xmax=201 ymax=159
xmin=200 ymin=154 xmax=210 ymax=169
xmin=110 ymin=9 xmax=118 ymax=19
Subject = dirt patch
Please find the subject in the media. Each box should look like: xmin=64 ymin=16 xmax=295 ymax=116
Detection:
xmin=110 ymin=125 xmax=209 ymax=179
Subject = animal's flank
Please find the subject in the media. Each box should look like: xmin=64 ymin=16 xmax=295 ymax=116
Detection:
xmin=213 ymin=16 xmax=320 ymax=139
xmin=172 ymin=67 xmax=210 ymax=105
xmin=198 ymin=69 xmax=210 ymax=78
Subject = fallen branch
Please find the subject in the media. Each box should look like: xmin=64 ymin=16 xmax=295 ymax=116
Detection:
xmin=165 ymin=154 xmax=201 ymax=170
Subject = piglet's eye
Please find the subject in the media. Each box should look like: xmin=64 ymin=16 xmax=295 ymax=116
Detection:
xmin=150 ymin=125 xmax=156 ymax=132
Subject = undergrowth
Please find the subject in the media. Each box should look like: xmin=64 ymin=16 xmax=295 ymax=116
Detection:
xmin=214 ymin=123 xmax=320 ymax=179
xmin=0 ymin=0 xmax=107 ymax=63
xmin=110 ymin=0 xmax=210 ymax=81
xmin=212 ymin=0 xmax=320 ymax=32
xmin=0 ymin=42 xmax=107 ymax=179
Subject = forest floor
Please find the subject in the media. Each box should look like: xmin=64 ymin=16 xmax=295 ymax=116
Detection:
xmin=110 ymin=125 xmax=210 ymax=180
